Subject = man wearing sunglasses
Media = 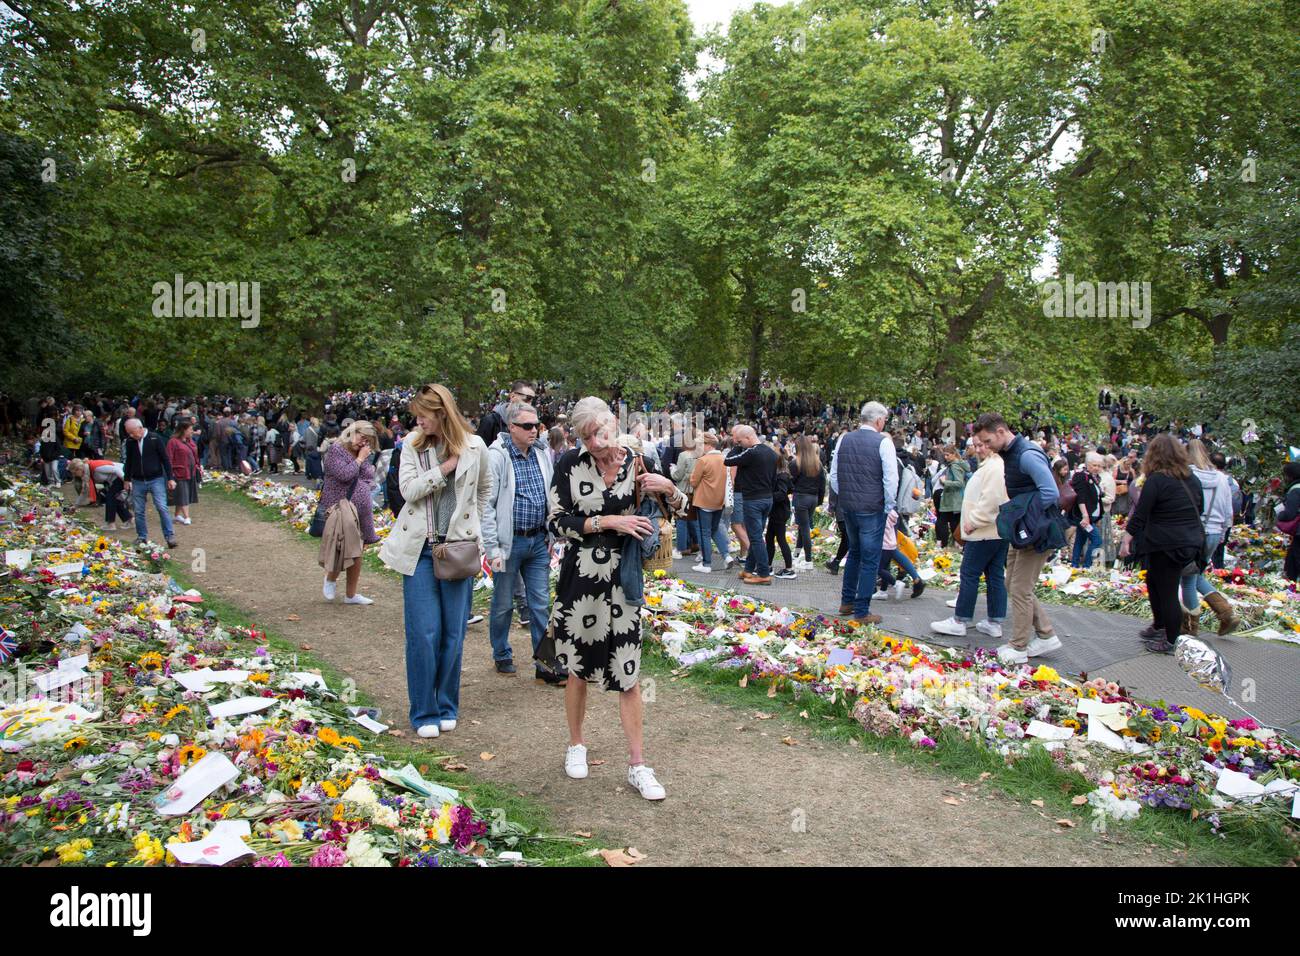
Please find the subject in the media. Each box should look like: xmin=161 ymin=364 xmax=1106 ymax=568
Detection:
xmin=474 ymin=380 xmax=537 ymax=448
xmin=481 ymin=400 xmax=563 ymax=683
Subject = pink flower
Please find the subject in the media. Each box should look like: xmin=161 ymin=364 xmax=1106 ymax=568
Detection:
xmin=309 ymin=844 xmax=347 ymax=867
xmin=254 ymin=852 xmax=292 ymax=867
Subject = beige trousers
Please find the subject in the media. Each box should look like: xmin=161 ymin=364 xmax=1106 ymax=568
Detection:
xmin=1005 ymin=546 xmax=1054 ymax=650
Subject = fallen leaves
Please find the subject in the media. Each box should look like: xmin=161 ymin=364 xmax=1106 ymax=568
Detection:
xmin=479 ymin=752 xmax=495 ymax=761
xmin=572 ymin=830 xmax=593 ymax=839
xmin=299 ymin=643 xmax=313 ymax=651
xmin=780 ymin=736 xmax=796 ymax=746
xmin=596 ymin=847 xmax=646 ymax=867
xmin=753 ymin=712 xmax=774 ymax=720
xmin=286 ymin=614 xmax=300 ymax=622
xmin=442 ymin=762 xmax=468 ymax=772
xmin=738 ymin=674 xmax=748 ymax=688
xmin=978 ymin=772 xmax=991 ymax=781
xmin=799 ymin=710 xmax=809 ymax=719
xmin=767 ymin=682 xmax=778 ymax=698
xmin=590 ymin=758 xmax=606 ymax=766
xmin=943 ymin=797 xmax=962 ymax=806
xmin=1071 ymin=795 xmax=1088 ymax=806
xmin=386 ymin=729 xmax=405 ymax=737
xmin=1030 ymin=799 xmax=1045 ymax=808
xmin=1056 ymin=819 xmax=1077 ymax=828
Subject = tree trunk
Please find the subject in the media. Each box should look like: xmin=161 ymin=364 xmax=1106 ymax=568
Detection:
xmin=746 ymin=312 xmax=763 ymax=394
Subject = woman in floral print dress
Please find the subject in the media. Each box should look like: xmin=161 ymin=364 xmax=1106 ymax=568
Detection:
xmin=547 ymin=397 xmax=687 ymax=800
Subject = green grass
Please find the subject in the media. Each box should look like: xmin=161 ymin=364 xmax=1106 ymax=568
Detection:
xmin=647 ymin=649 xmax=1297 ymax=867
xmin=163 ymin=556 xmax=601 ymax=866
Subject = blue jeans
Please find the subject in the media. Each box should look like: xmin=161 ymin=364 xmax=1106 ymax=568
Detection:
xmin=675 ymin=514 xmax=699 ymax=551
xmin=489 ymin=534 xmax=551 ymax=664
xmin=1180 ymin=532 xmax=1221 ymax=611
xmin=878 ymin=548 xmax=920 ymax=587
xmin=1071 ymin=521 xmax=1102 ymax=567
xmin=955 ymin=537 xmax=1009 ymax=623
xmin=402 ymin=543 xmax=474 ymax=728
xmin=697 ymin=508 xmax=728 ymax=566
xmin=742 ymin=498 xmax=773 ymax=576
xmin=130 ymin=476 xmax=174 ymax=542
xmin=842 ymin=510 xmax=886 ymax=615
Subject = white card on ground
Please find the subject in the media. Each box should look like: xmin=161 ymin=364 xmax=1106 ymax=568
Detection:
xmin=34 ymin=668 xmax=88 ymax=692
xmin=154 ymin=752 xmax=239 ymax=816
xmin=779 ymin=640 xmax=804 ymax=659
xmin=352 ymin=713 xmax=388 ymax=734
xmin=48 ymin=562 xmax=84 ymax=577
xmin=167 ymin=820 xmax=253 ymax=866
xmin=1026 ymin=719 xmax=1074 ymax=741
xmin=1062 ymin=580 xmax=1088 ymax=595
xmin=917 ymin=568 xmax=937 ymax=581
xmin=1293 ymin=792 xmax=1299 ymax=819
xmin=1215 ymin=768 xmax=1266 ymax=801
xmin=1077 ymin=698 xmax=1123 ymax=718
xmin=208 ymin=670 xmax=251 ymax=684
xmin=58 ymin=654 xmax=90 ymax=673
xmin=287 ymin=671 xmax=328 ymax=690
xmin=826 ymin=648 xmax=854 ymax=667
xmin=1086 ymin=715 xmax=1150 ymax=754
xmin=173 ymin=669 xmax=218 ymax=693
xmin=208 ymin=696 xmax=278 ymax=719
xmin=5 ymin=550 xmax=31 ymax=569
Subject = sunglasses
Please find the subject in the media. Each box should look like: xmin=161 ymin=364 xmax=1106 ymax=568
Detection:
xmin=514 ymin=393 xmax=536 ymax=402
xmin=512 ymin=421 xmax=540 ymax=431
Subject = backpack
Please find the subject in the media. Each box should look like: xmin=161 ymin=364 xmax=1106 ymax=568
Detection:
xmin=997 ymin=492 xmax=1068 ymax=552
xmin=386 ymin=444 xmax=405 ymax=516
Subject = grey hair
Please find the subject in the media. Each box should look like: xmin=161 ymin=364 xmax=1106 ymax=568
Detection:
xmin=125 ymin=417 xmax=142 ymax=431
xmin=504 ymin=401 xmax=535 ymax=426
xmin=570 ymin=396 xmax=615 ymax=440
xmin=860 ymin=401 xmax=888 ymax=423
xmin=1086 ymin=451 xmax=1105 ymax=467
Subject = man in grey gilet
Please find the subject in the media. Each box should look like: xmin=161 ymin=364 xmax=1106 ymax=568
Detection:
xmin=829 ymin=401 xmax=898 ymax=624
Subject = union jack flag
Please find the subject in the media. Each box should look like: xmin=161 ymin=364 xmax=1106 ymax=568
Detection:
xmin=0 ymin=626 xmax=17 ymax=665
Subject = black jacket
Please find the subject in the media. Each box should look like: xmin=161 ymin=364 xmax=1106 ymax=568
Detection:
xmin=123 ymin=430 xmax=174 ymax=482
xmin=791 ymin=463 xmax=826 ymax=504
xmin=1126 ymin=472 xmax=1204 ymax=556
xmin=724 ymin=442 xmax=778 ymax=497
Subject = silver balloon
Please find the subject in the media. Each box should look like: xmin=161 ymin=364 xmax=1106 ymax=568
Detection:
xmin=1173 ymin=635 xmax=1232 ymax=694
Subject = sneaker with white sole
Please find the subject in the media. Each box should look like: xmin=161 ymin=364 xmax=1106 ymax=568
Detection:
xmin=975 ymin=620 xmax=1003 ymax=638
xmin=930 ymin=616 xmax=968 ymax=637
xmin=323 ymin=577 xmax=337 ymax=601
xmin=439 ymin=719 xmax=456 ymax=732
xmin=946 ymin=597 xmax=958 ymax=608
xmin=1025 ymin=634 xmax=1062 ymax=656
xmin=997 ymin=644 xmax=1029 ymax=665
xmin=671 ymin=549 xmax=684 ymax=560
xmin=467 ymin=614 xmax=484 ymax=625
xmin=627 ymin=764 xmax=666 ymax=800
xmin=892 ymin=580 xmax=906 ymax=601
xmin=343 ymin=594 xmax=374 ymax=605
xmin=564 ymin=744 xmax=589 ymax=779
xmin=723 ymin=555 xmax=735 ymax=569
xmin=775 ymin=568 xmax=797 ymax=579
xmin=416 ymin=724 xmax=440 ymax=738
xmin=690 ymin=563 xmax=712 ymax=573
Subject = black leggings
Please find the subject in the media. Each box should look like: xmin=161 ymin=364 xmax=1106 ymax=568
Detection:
xmin=935 ymin=509 xmax=960 ymax=548
xmin=833 ymin=519 xmax=850 ymax=564
xmin=1144 ymin=550 xmax=1187 ymax=641
xmin=765 ymin=506 xmax=793 ymax=570
xmin=103 ymin=478 xmax=131 ymax=523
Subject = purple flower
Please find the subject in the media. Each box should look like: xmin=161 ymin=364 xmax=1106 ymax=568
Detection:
xmin=450 ymin=805 xmax=487 ymax=850
xmin=254 ymin=852 xmax=292 ymax=867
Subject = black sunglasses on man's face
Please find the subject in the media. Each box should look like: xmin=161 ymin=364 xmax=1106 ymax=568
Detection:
xmin=512 ymin=420 xmax=540 ymax=431
xmin=512 ymin=392 xmax=536 ymax=403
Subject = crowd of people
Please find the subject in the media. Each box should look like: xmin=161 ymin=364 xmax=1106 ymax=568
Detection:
xmin=11 ymin=380 xmax=1299 ymax=803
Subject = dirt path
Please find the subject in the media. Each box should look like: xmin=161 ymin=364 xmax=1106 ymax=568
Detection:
xmin=144 ymin=492 xmax=1182 ymax=866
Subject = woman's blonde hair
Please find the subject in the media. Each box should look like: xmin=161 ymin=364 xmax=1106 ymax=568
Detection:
xmin=569 ymin=396 xmax=616 ymax=442
xmin=407 ymin=383 xmax=470 ymax=455
xmin=795 ymin=435 xmax=821 ymax=477
xmin=340 ymin=420 xmax=379 ymax=453
xmin=1186 ymin=438 xmax=1212 ymax=470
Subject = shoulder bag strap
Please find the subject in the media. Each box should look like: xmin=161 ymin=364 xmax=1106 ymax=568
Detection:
xmin=419 ymin=449 xmax=434 ymax=541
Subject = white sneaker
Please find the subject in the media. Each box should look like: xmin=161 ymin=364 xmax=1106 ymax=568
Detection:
xmin=723 ymin=555 xmax=734 ymax=568
xmin=946 ymin=597 xmax=958 ymax=608
xmin=672 ymin=549 xmax=684 ymax=560
xmin=1025 ymin=634 xmax=1062 ymax=657
xmin=416 ymin=724 xmax=440 ymax=738
xmin=103 ymin=524 xmax=116 ymax=531
xmin=892 ymin=580 xmax=906 ymax=601
xmin=975 ymin=620 xmax=1003 ymax=638
xmin=439 ymin=719 xmax=457 ymax=732
xmin=930 ymin=616 xmax=968 ymax=637
xmin=565 ymin=744 xmax=589 ymax=779
xmin=690 ymin=563 xmax=712 ymax=573
xmin=178 ymin=516 xmax=192 ymax=525
xmin=997 ymin=644 xmax=1029 ymax=665
xmin=343 ymin=594 xmax=374 ymax=605
xmin=627 ymin=764 xmax=666 ymax=800
xmin=323 ymin=577 xmax=336 ymax=601
xmin=467 ymin=614 xmax=485 ymax=625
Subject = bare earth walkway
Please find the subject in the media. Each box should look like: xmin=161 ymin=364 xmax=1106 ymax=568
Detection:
xmin=150 ymin=492 xmax=1182 ymax=867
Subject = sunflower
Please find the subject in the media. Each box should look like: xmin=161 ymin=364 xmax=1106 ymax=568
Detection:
xmin=177 ymin=744 xmax=206 ymax=765
xmin=339 ymin=735 xmax=362 ymax=749
xmin=161 ymin=704 xmax=189 ymax=724
xmin=63 ymin=736 xmax=89 ymax=751
xmin=138 ymin=651 xmax=164 ymax=672
xmin=248 ymin=672 xmax=270 ymax=684
xmin=317 ymin=727 xmax=342 ymax=747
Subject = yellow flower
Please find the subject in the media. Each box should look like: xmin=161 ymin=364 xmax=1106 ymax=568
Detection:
xmin=63 ymin=736 xmax=89 ymax=751
xmin=653 ymin=569 xmax=666 ymax=579
xmin=162 ymin=704 xmax=189 ymax=724
xmin=1030 ymin=665 xmax=1060 ymax=683
xmin=131 ymin=831 xmax=165 ymax=865
xmin=138 ymin=651 xmax=164 ymax=672
xmin=317 ymin=727 xmax=342 ymax=747
xmin=248 ymin=672 xmax=270 ymax=684
xmin=178 ymin=744 xmax=206 ymax=765
xmin=55 ymin=838 xmax=93 ymax=864
xmin=320 ymin=781 xmax=340 ymax=798
xmin=339 ymin=735 xmax=362 ymax=748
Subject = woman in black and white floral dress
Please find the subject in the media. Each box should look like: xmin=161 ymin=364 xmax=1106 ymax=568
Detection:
xmin=547 ymin=397 xmax=687 ymax=800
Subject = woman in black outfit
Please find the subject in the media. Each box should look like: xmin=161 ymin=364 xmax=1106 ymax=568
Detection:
xmin=765 ymin=450 xmax=796 ymax=578
xmin=1278 ymin=461 xmax=1300 ymax=581
xmin=1120 ymin=434 xmax=1206 ymax=653
xmin=791 ymin=435 xmax=826 ymax=568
